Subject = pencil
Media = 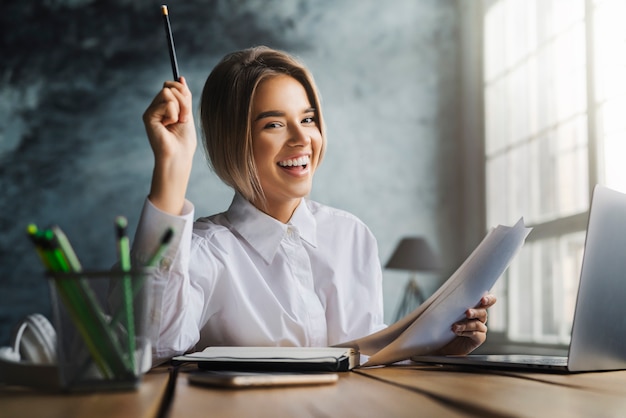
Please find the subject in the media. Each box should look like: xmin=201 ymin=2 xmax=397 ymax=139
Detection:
xmin=161 ymin=5 xmax=180 ymax=81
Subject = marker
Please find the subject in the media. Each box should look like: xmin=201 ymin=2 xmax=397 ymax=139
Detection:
xmin=161 ymin=5 xmax=180 ymax=81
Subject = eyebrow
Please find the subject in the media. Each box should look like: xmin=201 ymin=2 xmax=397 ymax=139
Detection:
xmin=254 ymin=107 xmax=317 ymax=122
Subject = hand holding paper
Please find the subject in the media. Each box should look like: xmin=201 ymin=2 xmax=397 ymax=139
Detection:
xmin=336 ymin=218 xmax=532 ymax=367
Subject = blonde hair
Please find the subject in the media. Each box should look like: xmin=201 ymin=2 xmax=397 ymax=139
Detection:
xmin=199 ymin=46 xmax=326 ymax=205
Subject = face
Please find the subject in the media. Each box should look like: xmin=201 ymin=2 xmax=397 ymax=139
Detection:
xmin=250 ymin=74 xmax=323 ymax=220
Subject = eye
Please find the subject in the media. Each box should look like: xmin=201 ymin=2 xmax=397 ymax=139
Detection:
xmin=264 ymin=121 xmax=283 ymax=129
xmin=302 ymin=116 xmax=316 ymax=125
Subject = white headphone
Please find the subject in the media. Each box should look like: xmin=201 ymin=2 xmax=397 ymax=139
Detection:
xmin=0 ymin=313 xmax=60 ymax=390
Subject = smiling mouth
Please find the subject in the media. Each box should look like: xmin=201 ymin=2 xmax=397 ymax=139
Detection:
xmin=278 ymin=155 xmax=310 ymax=170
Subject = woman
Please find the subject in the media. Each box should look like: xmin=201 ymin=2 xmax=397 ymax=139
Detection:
xmin=134 ymin=46 xmax=495 ymax=363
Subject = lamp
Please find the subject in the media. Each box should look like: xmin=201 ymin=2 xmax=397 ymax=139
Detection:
xmin=385 ymin=237 xmax=441 ymax=322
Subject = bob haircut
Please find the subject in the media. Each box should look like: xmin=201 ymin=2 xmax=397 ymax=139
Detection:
xmin=199 ymin=46 xmax=326 ymax=206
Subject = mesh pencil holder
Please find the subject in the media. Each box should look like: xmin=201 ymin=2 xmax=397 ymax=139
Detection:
xmin=47 ymin=268 xmax=155 ymax=391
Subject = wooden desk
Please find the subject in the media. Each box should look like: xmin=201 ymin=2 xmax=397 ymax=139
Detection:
xmin=0 ymin=368 xmax=170 ymax=418
xmin=169 ymin=366 xmax=464 ymax=417
xmin=4 ymin=364 xmax=626 ymax=417
xmin=168 ymin=365 xmax=626 ymax=418
xmin=358 ymin=365 xmax=626 ymax=417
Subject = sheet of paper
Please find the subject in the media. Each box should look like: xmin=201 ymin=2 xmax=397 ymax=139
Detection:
xmin=359 ymin=218 xmax=531 ymax=366
xmin=333 ymin=235 xmax=489 ymax=354
xmin=335 ymin=229 xmax=505 ymax=355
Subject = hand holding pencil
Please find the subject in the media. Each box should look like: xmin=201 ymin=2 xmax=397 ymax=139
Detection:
xmin=143 ymin=6 xmax=196 ymax=216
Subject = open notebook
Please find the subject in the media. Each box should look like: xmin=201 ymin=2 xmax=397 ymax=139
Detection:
xmin=173 ymin=346 xmax=358 ymax=372
xmin=412 ymin=185 xmax=626 ymax=373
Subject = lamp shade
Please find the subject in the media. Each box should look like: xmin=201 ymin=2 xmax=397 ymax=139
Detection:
xmin=385 ymin=237 xmax=440 ymax=272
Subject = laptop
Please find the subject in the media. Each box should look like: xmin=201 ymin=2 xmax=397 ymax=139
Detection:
xmin=412 ymin=185 xmax=626 ymax=373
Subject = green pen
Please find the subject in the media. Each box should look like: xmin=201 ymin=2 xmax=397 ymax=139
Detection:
xmin=115 ymin=216 xmax=136 ymax=372
xmin=109 ymin=226 xmax=174 ymax=328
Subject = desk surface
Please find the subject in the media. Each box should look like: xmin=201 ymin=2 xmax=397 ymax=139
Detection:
xmin=170 ymin=366 xmax=464 ymax=418
xmin=0 ymin=368 xmax=170 ymax=418
xmin=4 ymin=364 xmax=626 ymax=418
xmin=168 ymin=365 xmax=626 ymax=418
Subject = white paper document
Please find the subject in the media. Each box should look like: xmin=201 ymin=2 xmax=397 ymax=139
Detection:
xmin=335 ymin=218 xmax=532 ymax=367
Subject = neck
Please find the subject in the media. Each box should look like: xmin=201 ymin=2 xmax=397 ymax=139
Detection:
xmin=254 ymin=197 xmax=301 ymax=224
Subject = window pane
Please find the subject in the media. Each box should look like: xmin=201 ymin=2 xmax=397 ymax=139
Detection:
xmin=554 ymin=23 xmax=586 ymax=121
xmin=538 ymin=239 xmax=557 ymax=340
xmin=593 ymin=0 xmax=626 ymax=103
xmin=486 ymin=154 xmax=508 ymax=226
xmin=555 ymin=116 xmax=588 ymax=215
xmin=485 ymin=79 xmax=508 ymax=155
xmin=601 ymin=131 xmax=626 ymax=193
xmin=535 ymin=41 xmax=558 ymax=132
xmin=508 ymin=244 xmax=533 ymax=340
xmin=505 ymin=0 xmax=536 ymax=68
xmin=594 ymin=0 xmax=626 ymax=194
xmin=510 ymin=64 xmax=531 ymax=143
xmin=484 ymin=0 xmax=507 ymax=80
xmin=535 ymin=132 xmax=558 ymax=222
xmin=506 ymin=232 xmax=584 ymax=344
xmin=559 ymin=232 xmax=585 ymax=340
xmin=508 ymin=142 xmax=531 ymax=221
xmin=551 ymin=0 xmax=585 ymax=36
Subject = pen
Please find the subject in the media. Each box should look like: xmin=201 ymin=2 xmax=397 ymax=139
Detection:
xmin=161 ymin=5 xmax=180 ymax=81
xmin=110 ymin=226 xmax=174 ymax=331
xmin=115 ymin=216 xmax=136 ymax=372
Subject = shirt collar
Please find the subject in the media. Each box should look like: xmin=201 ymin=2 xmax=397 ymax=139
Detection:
xmin=226 ymin=193 xmax=318 ymax=264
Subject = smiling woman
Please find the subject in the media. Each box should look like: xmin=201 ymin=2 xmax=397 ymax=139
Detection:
xmin=133 ymin=45 xmax=495 ymax=365
xmin=0 ymin=0 xmax=466 ymax=351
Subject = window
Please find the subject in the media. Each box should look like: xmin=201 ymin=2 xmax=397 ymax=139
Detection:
xmin=482 ymin=0 xmax=626 ymax=344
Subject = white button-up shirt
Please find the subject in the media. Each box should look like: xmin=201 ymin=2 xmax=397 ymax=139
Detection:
xmin=132 ymin=193 xmax=386 ymax=361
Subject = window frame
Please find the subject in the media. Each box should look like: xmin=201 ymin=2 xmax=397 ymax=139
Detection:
xmin=458 ymin=0 xmax=610 ymax=351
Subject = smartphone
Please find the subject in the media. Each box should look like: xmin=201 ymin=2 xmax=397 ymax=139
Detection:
xmin=187 ymin=370 xmax=339 ymax=388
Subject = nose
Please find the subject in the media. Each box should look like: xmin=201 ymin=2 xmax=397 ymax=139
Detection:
xmin=288 ymin=124 xmax=311 ymax=146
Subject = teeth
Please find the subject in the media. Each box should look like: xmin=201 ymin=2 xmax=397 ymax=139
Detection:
xmin=278 ymin=156 xmax=310 ymax=167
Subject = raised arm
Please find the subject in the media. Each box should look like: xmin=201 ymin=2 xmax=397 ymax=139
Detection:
xmin=142 ymin=76 xmax=197 ymax=215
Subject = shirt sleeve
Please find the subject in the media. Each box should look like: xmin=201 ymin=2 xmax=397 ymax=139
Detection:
xmin=131 ymin=197 xmax=201 ymax=364
xmin=131 ymin=198 xmax=193 ymax=265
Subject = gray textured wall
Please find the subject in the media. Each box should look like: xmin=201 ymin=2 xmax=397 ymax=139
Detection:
xmin=0 ymin=0 xmax=463 ymax=345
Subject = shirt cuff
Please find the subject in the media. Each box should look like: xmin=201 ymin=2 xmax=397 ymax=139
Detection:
xmin=131 ymin=197 xmax=194 ymax=266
